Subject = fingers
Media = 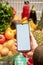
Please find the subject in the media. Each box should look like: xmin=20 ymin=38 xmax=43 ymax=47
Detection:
xmin=14 ymin=42 xmax=17 ymax=46
xmin=14 ymin=43 xmax=17 ymax=50
xmin=14 ymin=39 xmax=17 ymax=46
xmin=14 ymin=39 xmax=17 ymax=43
xmin=14 ymin=45 xmax=17 ymax=50
xmin=14 ymin=39 xmax=17 ymax=50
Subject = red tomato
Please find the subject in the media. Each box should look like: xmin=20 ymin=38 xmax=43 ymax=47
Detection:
xmin=0 ymin=34 xmax=6 ymax=44
xmin=29 ymin=57 xmax=33 ymax=63
xmin=27 ymin=61 xmax=33 ymax=65
xmin=27 ymin=62 xmax=32 ymax=65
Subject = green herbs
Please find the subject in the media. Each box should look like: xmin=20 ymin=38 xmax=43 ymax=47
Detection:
xmin=0 ymin=2 xmax=13 ymax=34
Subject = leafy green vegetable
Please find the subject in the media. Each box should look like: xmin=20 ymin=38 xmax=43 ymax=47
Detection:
xmin=0 ymin=2 xmax=13 ymax=34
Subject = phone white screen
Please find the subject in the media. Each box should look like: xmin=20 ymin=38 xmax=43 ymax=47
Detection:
xmin=16 ymin=23 xmax=30 ymax=51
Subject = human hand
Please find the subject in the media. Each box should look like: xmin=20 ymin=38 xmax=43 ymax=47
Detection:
xmin=14 ymin=39 xmax=17 ymax=50
xmin=14 ymin=33 xmax=38 ymax=57
xmin=23 ymin=32 xmax=38 ymax=57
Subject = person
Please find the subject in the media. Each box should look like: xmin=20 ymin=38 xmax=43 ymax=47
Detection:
xmin=33 ymin=44 xmax=43 ymax=65
xmin=30 ymin=5 xmax=37 ymax=24
xmin=21 ymin=1 xmax=30 ymax=19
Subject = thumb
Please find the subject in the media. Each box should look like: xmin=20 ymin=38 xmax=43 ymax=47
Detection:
xmin=30 ymin=32 xmax=38 ymax=50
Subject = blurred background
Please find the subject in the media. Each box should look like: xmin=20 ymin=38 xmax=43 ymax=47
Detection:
xmin=2 ymin=0 xmax=43 ymax=20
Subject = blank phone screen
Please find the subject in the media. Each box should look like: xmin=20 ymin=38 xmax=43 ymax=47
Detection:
xmin=16 ymin=23 xmax=30 ymax=51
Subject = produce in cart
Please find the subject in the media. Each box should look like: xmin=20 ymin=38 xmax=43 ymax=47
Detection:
xmin=32 ymin=30 xmax=43 ymax=45
xmin=0 ymin=2 xmax=18 ymax=61
xmin=0 ymin=2 xmax=13 ymax=34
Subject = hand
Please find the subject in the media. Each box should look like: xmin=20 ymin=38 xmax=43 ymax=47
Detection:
xmin=23 ymin=32 xmax=38 ymax=57
xmin=14 ymin=33 xmax=38 ymax=57
xmin=14 ymin=39 xmax=17 ymax=50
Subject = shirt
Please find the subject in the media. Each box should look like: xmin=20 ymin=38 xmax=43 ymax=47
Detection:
xmin=21 ymin=5 xmax=30 ymax=19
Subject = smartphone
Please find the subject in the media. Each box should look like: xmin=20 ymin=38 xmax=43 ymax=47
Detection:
xmin=16 ymin=23 xmax=31 ymax=52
